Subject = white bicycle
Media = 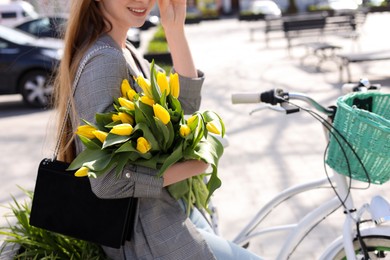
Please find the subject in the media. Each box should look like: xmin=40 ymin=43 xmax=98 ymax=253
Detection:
xmin=207 ymin=79 xmax=390 ymax=259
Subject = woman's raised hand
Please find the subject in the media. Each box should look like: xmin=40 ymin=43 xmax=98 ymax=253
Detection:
xmin=157 ymin=0 xmax=187 ymax=31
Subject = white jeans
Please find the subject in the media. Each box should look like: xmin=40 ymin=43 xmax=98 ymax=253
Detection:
xmin=179 ymin=200 xmax=264 ymax=260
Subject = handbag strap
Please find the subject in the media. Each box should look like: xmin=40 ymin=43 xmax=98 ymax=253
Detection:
xmin=52 ymin=44 xmax=116 ymax=159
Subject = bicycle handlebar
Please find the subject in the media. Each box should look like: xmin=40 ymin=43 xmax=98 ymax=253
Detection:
xmin=232 ymin=89 xmax=335 ymax=116
xmin=231 ymin=79 xmax=381 ymax=117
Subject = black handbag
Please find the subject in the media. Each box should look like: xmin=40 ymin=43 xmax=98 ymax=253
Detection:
xmin=29 ymin=45 xmax=138 ymax=249
xmin=30 ymin=159 xmax=138 ymax=248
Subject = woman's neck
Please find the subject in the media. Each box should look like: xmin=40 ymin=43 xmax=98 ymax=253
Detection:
xmin=106 ymin=27 xmax=128 ymax=48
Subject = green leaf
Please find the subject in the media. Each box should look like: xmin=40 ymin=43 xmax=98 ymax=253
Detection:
xmin=110 ymin=152 xmax=128 ymax=176
xmin=82 ymin=153 xmax=113 ymax=172
xmin=167 ymin=179 xmax=190 ymax=200
xmin=95 ymin=113 xmax=114 ymax=130
xmin=130 ymin=155 xmax=160 ymax=169
xmin=192 ymin=175 xmax=209 ymax=209
xmin=67 ymin=149 xmax=111 ymax=171
xmin=168 ymin=95 xmax=182 ymax=116
xmin=102 ymin=133 xmax=131 ymax=149
xmin=203 ymin=110 xmax=225 ymax=137
xmin=157 ymin=142 xmax=184 ymax=177
xmin=150 ymin=61 xmax=162 ymax=102
xmin=105 ymin=120 xmax=122 ymax=128
xmin=154 ymin=117 xmax=171 ymax=151
xmin=134 ymin=102 xmax=148 ymax=125
xmin=206 ymin=168 xmax=222 ymax=201
xmin=78 ymin=135 xmax=101 ymax=150
xmin=133 ymin=122 xmax=160 ymax=151
xmin=115 ymin=141 xmax=137 ymax=153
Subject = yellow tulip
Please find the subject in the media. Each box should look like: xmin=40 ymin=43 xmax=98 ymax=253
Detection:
xmin=157 ymin=71 xmax=170 ymax=95
xmin=126 ymin=89 xmax=137 ymax=101
xmin=112 ymin=112 xmax=134 ymax=125
xmin=112 ymin=114 xmax=120 ymax=122
xmin=118 ymin=112 xmax=134 ymax=124
xmin=136 ymin=137 xmax=151 ymax=154
xmin=92 ymin=130 xmax=108 ymax=143
xmin=136 ymin=75 xmax=153 ymax=99
xmin=206 ymin=122 xmax=221 ymax=135
xmin=112 ymin=113 xmax=132 ymax=124
xmin=140 ymin=96 xmax=155 ymax=106
xmin=153 ymin=104 xmax=170 ymax=125
xmin=76 ymin=125 xmax=97 ymax=139
xmin=169 ymin=73 xmax=180 ymax=98
xmin=121 ymin=79 xmax=132 ymax=98
xmin=74 ymin=166 xmax=89 ymax=177
xmin=186 ymin=114 xmax=199 ymax=126
xmin=118 ymin=97 xmax=135 ymax=110
xmin=110 ymin=124 xmax=133 ymax=136
xmin=179 ymin=124 xmax=191 ymax=137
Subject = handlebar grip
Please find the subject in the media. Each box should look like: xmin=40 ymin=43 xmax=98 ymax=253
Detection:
xmin=232 ymin=89 xmax=282 ymax=105
xmin=231 ymin=93 xmax=261 ymax=104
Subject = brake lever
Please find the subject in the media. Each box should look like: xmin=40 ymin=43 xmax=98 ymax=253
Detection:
xmin=281 ymin=102 xmax=300 ymax=114
xmin=249 ymin=104 xmax=287 ymax=115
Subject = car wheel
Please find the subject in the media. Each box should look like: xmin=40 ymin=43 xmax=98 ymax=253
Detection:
xmin=19 ymin=70 xmax=53 ymax=108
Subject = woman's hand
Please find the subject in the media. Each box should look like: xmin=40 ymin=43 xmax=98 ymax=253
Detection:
xmin=157 ymin=0 xmax=187 ymax=31
xmin=163 ymin=160 xmax=209 ymax=187
xmin=157 ymin=0 xmax=197 ymax=78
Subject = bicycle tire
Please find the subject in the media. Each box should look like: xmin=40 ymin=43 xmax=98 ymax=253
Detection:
xmin=330 ymin=235 xmax=390 ymax=260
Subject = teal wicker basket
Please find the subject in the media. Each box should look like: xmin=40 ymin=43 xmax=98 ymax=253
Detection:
xmin=326 ymin=92 xmax=390 ymax=184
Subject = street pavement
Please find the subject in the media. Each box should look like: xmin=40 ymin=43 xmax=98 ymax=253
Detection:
xmin=1 ymin=12 xmax=390 ymax=259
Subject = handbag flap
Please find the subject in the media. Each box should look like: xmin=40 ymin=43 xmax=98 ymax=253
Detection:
xmin=30 ymin=159 xmax=137 ymax=248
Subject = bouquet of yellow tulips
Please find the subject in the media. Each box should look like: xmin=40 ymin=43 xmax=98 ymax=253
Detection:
xmin=68 ymin=62 xmax=225 ymax=214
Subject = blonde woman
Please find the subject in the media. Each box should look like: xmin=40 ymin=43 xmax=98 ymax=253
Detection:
xmin=53 ymin=0 xmax=262 ymax=259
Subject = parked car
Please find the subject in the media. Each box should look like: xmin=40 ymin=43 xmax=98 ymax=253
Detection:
xmin=140 ymin=15 xmax=159 ymax=30
xmin=14 ymin=15 xmax=67 ymax=39
xmin=0 ymin=0 xmax=38 ymax=27
xmin=0 ymin=25 xmax=62 ymax=107
xmin=14 ymin=15 xmax=141 ymax=48
xmin=311 ymin=0 xmax=359 ymax=12
xmin=249 ymin=0 xmax=282 ymax=17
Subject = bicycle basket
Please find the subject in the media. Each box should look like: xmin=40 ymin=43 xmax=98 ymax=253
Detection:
xmin=326 ymin=92 xmax=390 ymax=184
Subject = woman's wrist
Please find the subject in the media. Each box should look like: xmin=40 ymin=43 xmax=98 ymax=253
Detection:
xmin=163 ymin=160 xmax=209 ymax=187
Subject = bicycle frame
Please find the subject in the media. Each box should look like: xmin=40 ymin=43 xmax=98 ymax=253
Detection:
xmin=228 ymin=84 xmax=390 ymax=259
xmin=230 ymin=170 xmax=357 ymax=259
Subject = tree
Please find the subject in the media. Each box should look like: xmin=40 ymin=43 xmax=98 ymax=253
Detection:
xmin=286 ymin=0 xmax=298 ymax=14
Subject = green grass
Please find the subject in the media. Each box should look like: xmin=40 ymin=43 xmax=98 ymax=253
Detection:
xmin=0 ymin=189 xmax=107 ymax=260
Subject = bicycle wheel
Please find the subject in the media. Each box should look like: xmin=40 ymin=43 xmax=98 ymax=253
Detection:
xmin=331 ymin=236 xmax=390 ymax=260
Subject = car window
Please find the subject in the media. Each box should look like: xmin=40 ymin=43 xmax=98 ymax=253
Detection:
xmin=1 ymin=12 xmax=17 ymax=19
xmin=0 ymin=39 xmax=8 ymax=48
xmin=0 ymin=25 xmax=36 ymax=44
xmin=30 ymin=18 xmax=51 ymax=34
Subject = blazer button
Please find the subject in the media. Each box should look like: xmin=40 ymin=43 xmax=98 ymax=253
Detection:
xmin=125 ymin=172 xmax=131 ymax=178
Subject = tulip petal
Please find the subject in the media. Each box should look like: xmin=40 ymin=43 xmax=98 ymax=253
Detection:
xmin=136 ymin=76 xmax=153 ymax=99
xmin=92 ymin=130 xmax=108 ymax=143
xmin=140 ymin=96 xmax=155 ymax=106
xmin=157 ymin=71 xmax=170 ymax=95
xmin=136 ymin=137 xmax=151 ymax=154
xmin=76 ymin=125 xmax=97 ymax=139
xmin=110 ymin=123 xmax=133 ymax=136
xmin=74 ymin=166 xmax=89 ymax=177
xmin=206 ymin=122 xmax=221 ymax=135
xmin=169 ymin=73 xmax=180 ymax=98
xmin=180 ymin=124 xmax=191 ymax=137
xmin=118 ymin=97 xmax=135 ymax=110
xmin=153 ymin=103 xmax=170 ymax=125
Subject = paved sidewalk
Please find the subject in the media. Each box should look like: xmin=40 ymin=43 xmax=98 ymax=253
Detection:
xmin=183 ymin=13 xmax=390 ymax=259
xmin=1 ymin=12 xmax=390 ymax=259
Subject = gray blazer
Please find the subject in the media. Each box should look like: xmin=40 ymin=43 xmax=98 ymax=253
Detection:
xmin=73 ymin=35 xmax=216 ymax=260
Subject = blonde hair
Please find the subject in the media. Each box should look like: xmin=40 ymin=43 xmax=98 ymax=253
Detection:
xmin=53 ymin=0 xmax=110 ymax=162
